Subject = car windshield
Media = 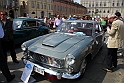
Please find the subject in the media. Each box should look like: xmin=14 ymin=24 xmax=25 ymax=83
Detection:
xmin=13 ymin=20 xmax=23 ymax=30
xmin=57 ymin=22 xmax=93 ymax=36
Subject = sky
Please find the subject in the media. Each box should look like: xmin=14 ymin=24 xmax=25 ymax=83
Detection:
xmin=73 ymin=0 xmax=80 ymax=3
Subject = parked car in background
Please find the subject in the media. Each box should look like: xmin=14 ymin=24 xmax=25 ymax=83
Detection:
xmin=13 ymin=17 xmax=49 ymax=45
xmin=21 ymin=20 xmax=105 ymax=80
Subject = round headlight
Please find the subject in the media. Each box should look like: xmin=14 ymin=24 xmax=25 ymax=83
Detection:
xmin=66 ymin=54 xmax=75 ymax=65
xmin=21 ymin=43 xmax=27 ymax=51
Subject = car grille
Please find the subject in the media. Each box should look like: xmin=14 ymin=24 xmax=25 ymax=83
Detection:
xmin=29 ymin=51 xmax=64 ymax=68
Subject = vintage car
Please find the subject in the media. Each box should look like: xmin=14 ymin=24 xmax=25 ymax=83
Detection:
xmin=13 ymin=17 xmax=49 ymax=45
xmin=21 ymin=20 xmax=105 ymax=80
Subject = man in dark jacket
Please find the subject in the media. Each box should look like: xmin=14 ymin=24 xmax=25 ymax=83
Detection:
xmin=0 ymin=11 xmax=19 ymax=63
xmin=0 ymin=23 xmax=15 ymax=82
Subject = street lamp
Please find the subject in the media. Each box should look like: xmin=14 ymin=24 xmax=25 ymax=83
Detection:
xmin=46 ymin=0 xmax=48 ymax=17
xmin=14 ymin=0 xmax=18 ymax=18
xmin=35 ymin=0 xmax=37 ymax=17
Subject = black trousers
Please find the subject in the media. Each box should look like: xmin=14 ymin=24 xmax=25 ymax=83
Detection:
xmin=0 ymin=40 xmax=12 ymax=81
xmin=1 ymin=39 xmax=17 ymax=61
xmin=107 ymin=48 xmax=118 ymax=69
xmin=101 ymin=25 xmax=107 ymax=32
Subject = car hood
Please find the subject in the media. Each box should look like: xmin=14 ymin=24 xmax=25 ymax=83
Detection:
xmin=29 ymin=33 xmax=91 ymax=59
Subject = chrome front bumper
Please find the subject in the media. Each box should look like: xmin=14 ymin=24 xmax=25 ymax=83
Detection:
xmin=22 ymin=58 xmax=81 ymax=79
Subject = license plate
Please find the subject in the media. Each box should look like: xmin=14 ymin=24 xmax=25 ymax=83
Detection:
xmin=34 ymin=66 xmax=44 ymax=75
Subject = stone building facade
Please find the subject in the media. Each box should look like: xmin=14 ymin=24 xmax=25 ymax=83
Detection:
xmin=19 ymin=0 xmax=87 ymax=18
xmin=0 ymin=0 xmax=19 ymax=18
xmin=0 ymin=0 xmax=87 ymax=18
xmin=19 ymin=0 xmax=53 ymax=18
xmin=0 ymin=0 xmax=4 ymax=11
xmin=53 ymin=0 xmax=87 ymax=17
xmin=80 ymin=0 xmax=124 ymax=18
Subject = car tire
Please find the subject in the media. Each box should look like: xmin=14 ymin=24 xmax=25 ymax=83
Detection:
xmin=76 ymin=58 xmax=87 ymax=80
xmin=81 ymin=59 xmax=87 ymax=75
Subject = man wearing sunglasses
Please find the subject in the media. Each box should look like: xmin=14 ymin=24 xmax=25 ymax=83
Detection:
xmin=0 ymin=11 xmax=19 ymax=63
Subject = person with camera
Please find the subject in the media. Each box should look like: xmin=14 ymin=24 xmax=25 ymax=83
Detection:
xmin=103 ymin=12 xmax=124 ymax=72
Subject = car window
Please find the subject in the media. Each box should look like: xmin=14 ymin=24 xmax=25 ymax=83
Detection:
xmin=13 ymin=20 xmax=23 ymax=30
xmin=22 ymin=21 xmax=38 ymax=28
xmin=94 ymin=24 xmax=102 ymax=33
xmin=37 ymin=20 xmax=45 ymax=26
xmin=85 ymin=23 xmax=92 ymax=28
xmin=58 ymin=22 xmax=93 ymax=36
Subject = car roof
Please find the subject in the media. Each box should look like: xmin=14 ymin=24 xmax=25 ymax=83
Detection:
xmin=64 ymin=20 xmax=96 ymax=23
xmin=13 ymin=17 xmax=39 ymax=21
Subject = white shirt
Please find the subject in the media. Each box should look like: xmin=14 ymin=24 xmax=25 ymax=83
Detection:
xmin=0 ymin=24 xmax=4 ymax=38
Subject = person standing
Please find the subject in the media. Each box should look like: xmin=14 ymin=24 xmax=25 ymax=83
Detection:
xmin=67 ymin=15 xmax=72 ymax=20
xmin=53 ymin=15 xmax=62 ymax=28
xmin=62 ymin=16 xmax=67 ymax=21
xmin=103 ymin=12 xmax=124 ymax=72
xmin=0 ymin=23 xmax=15 ymax=82
xmin=44 ymin=16 xmax=49 ymax=26
xmin=71 ymin=15 xmax=77 ymax=20
xmin=0 ymin=11 xmax=19 ymax=63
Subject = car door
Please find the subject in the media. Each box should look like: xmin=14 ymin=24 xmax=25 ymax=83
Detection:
xmin=90 ymin=23 xmax=98 ymax=58
xmin=14 ymin=19 xmax=40 ymax=44
xmin=13 ymin=19 xmax=28 ymax=44
xmin=94 ymin=23 xmax=104 ymax=50
xmin=90 ymin=23 xmax=104 ymax=58
xmin=22 ymin=20 xmax=41 ymax=41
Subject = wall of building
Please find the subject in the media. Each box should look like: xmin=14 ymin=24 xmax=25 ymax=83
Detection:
xmin=53 ymin=0 xmax=87 ymax=17
xmin=81 ymin=0 xmax=124 ymax=18
xmin=0 ymin=0 xmax=4 ymax=11
xmin=0 ymin=0 xmax=87 ymax=18
xmin=19 ymin=0 xmax=53 ymax=18
xmin=19 ymin=0 xmax=86 ymax=18
xmin=0 ymin=0 xmax=20 ymax=18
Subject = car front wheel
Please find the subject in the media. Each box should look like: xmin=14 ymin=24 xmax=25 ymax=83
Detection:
xmin=81 ymin=59 xmax=87 ymax=75
xmin=75 ymin=58 xmax=87 ymax=80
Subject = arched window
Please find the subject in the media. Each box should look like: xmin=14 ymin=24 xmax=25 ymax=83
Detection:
xmin=122 ymin=1 xmax=124 ymax=6
xmin=32 ymin=12 xmax=35 ymax=14
xmin=96 ymin=3 xmax=98 ymax=7
xmin=54 ymin=5 xmax=56 ymax=10
xmin=107 ymin=10 xmax=109 ymax=13
xmin=117 ymin=2 xmax=120 ymax=6
xmin=116 ymin=10 xmax=119 ymax=12
xmin=100 ymin=2 xmax=102 ymax=6
xmin=104 ymin=2 xmax=106 ymax=6
xmin=92 ymin=3 xmax=94 ymax=7
xmin=112 ymin=3 xmax=114 ymax=6
xmin=89 ymin=4 xmax=91 ymax=7
xmin=103 ymin=10 xmax=105 ymax=13
xmin=22 ymin=1 xmax=26 ymax=8
xmin=32 ymin=2 xmax=34 ymax=8
xmin=37 ymin=3 xmax=40 ymax=9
